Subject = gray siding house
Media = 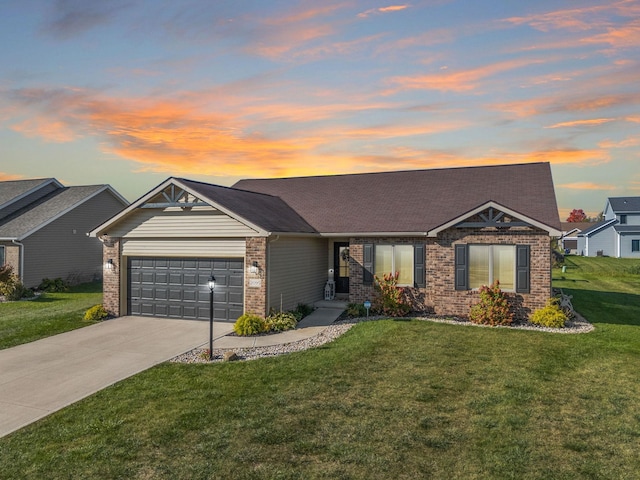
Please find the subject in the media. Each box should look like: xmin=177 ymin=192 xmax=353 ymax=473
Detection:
xmin=0 ymin=178 xmax=128 ymax=287
xmin=92 ymin=162 xmax=562 ymax=322
xmin=577 ymin=197 xmax=640 ymax=258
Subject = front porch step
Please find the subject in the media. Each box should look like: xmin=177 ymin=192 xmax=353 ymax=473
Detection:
xmin=313 ymin=300 xmax=348 ymax=310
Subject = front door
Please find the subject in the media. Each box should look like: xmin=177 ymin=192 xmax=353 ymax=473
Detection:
xmin=334 ymin=242 xmax=349 ymax=294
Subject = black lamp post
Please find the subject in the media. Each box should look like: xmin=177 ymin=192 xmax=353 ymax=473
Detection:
xmin=208 ymin=275 xmax=216 ymax=360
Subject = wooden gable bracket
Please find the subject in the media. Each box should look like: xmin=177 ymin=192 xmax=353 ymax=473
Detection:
xmin=455 ymin=207 xmax=531 ymax=229
xmin=140 ymin=184 xmax=209 ymax=209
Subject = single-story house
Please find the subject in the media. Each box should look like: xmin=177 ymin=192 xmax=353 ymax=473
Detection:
xmin=560 ymin=222 xmax=593 ymax=254
xmin=90 ymin=162 xmax=562 ymax=322
xmin=0 ymin=178 xmax=128 ymax=288
xmin=577 ymin=197 xmax=640 ymax=258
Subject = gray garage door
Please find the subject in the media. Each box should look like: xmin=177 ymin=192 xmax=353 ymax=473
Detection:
xmin=128 ymin=257 xmax=244 ymax=321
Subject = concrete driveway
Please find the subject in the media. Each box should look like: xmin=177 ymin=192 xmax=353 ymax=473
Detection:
xmin=0 ymin=316 xmax=232 ymax=438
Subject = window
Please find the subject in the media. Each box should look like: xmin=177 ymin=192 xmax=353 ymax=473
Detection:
xmin=0 ymin=245 xmax=4 ymax=267
xmin=363 ymin=243 xmax=425 ymax=288
xmin=633 ymin=239 xmax=640 ymax=252
xmin=468 ymin=245 xmax=515 ymax=290
xmin=375 ymin=245 xmax=414 ymax=285
xmin=456 ymin=244 xmax=529 ymax=293
xmin=620 ymin=215 xmax=627 ymax=224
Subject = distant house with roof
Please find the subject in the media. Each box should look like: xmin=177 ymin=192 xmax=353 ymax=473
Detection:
xmin=91 ymin=162 xmax=561 ymax=322
xmin=0 ymin=178 xmax=128 ymax=288
xmin=560 ymin=222 xmax=593 ymax=254
xmin=577 ymin=197 xmax=640 ymax=258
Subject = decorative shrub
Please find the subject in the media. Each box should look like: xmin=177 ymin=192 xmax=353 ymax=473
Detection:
xmin=233 ymin=313 xmax=267 ymax=336
xmin=83 ymin=304 xmax=109 ymax=322
xmin=265 ymin=311 xmax=298 ymax=332
xmin=0 ymin=265 xmax=33 ymax=301
xmin=468 ymin=281 xmax=513 ymax=326
xmin=346 ymin=302 xmax=368 ymax=318
xmin=38 ymin=277 xmax=69 ymax=292
xmin=373 ymin=272 xmax=411 ymax=317
xmin=530 ymin=298 xmax=567 ymax=328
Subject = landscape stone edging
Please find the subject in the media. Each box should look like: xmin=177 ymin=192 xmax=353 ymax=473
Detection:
xmin=171 ymin=313 xmax=594 ymax=364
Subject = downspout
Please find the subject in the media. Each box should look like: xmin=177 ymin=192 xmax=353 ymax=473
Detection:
xmin=11 ymin=239 xmax=25 ymax=283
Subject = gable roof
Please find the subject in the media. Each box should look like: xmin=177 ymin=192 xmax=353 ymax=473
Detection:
xmin=234 ymin=162 xmax=561 ymax=235
xmin=177 ymin=179 xmax=316 ymax=234
xmin=561 ymin=222 xmax=594 ymax=236
xmin=0 ymin=184 xmax=128 ymax=241
xmin=578 ymin=219 xmax=617 ymax=237
xmin=91 ymin=178 xmax=315 ymax=237
xmin=0 ymin=178 xmax=63 ymax=214
xmin=608 ymin=196 xmax=640 ymax=213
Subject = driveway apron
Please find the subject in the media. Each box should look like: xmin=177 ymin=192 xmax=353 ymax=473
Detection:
xmin=0 ymin=316 xmax=232 ymax=438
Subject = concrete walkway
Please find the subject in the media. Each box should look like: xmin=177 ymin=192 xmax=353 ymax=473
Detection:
xmin=0 ymin=304 xmax=345 ymax=438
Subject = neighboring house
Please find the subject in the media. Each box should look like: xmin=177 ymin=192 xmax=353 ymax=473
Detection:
xmin=90 ymin=162 xmax=561 ymax=322
xmin=577 ymin=197 xmax=640 ymax=258
xmin=0 ymin=178 xmax=128 ymax=288
xmin=560 ymin=222 xmax=593 ymax=254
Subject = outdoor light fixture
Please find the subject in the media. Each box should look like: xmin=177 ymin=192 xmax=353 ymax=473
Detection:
xmin=208 ymin=275 xmax=216 ymax=361
xmin=105 ymin=259 xmax=114 ymax=270
xmin=249 ymin=261 xmax=259 ymax=274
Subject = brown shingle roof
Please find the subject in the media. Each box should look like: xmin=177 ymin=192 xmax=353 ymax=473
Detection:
xmin=233 ymin=162 xmax=561 ymax=234
xmin=177 ymin=178 xmax=317 ymax=233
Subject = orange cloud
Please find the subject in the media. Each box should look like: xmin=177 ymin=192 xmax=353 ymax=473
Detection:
xmin=557 ymin=182 xmax=617 ymax=190
xmin=0 ymin=172 xmax=24 ymax=181
xmin=389 ymin=58 xmax=544 ymax=92
xmin=358 ymin=4 xmax=409 ymax=18
xmin=545 ymin=118 xmax=615 ymax=129
xmin=599 ymin=137 xmax=640 ymax=148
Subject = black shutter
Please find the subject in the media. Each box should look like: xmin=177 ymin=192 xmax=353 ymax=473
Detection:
xmin=414 ymin=244 xmax=426 ymax=288
xmin=516 ymin=244 xmax=530 ymax=293
xmin=363 ymin=244 xmax=374 ymax=285
xmin=455 ymin=244 xmax=468 ymax=291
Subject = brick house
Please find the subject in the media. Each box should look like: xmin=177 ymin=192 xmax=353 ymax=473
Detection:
xmin=90 ymin=162 xmax=561 ymax=321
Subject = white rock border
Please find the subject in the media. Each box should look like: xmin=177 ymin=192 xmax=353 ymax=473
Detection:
xmin=170 ymin=313 xmax=593 ymax=364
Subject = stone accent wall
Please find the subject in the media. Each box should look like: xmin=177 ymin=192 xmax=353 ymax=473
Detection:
xmin=102 ymin=237 xmax=121 ymax=317
xmin=349 ymin=229 xmax=552 ymax=321
xmin=245 ymin=237 xmax=267 ymax=317
xmin=3 ymin=245 xmax=20 ymax=276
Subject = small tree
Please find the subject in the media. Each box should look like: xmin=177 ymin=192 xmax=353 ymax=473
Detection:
xmin=566 ymin=209 xmax=587 ymax=222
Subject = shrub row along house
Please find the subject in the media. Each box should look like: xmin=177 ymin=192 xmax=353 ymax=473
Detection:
xmin=0 ymin=178 xmax=128 ymax=288
xmin=90 ymin=162 xmax=562 ymax=322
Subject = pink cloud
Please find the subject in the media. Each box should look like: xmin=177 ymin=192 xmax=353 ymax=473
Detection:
xmin=389 ymin=58 xmax=544 ymax=92
xmin=557 ymin=182 xmax=617 ymax=190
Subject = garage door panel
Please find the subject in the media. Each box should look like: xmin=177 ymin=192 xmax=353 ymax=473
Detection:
xmin=128 ymin=256 xmax=244 ymax=322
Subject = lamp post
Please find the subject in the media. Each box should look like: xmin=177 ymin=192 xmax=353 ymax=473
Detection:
xmin=208 ymin=275 xmax=216 ymax=360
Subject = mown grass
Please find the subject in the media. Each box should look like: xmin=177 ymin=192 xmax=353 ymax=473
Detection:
xmin=1 ymin=258 xmax=639 ymax=479
xmin=0 ymin=282 xmax=103 ymax=349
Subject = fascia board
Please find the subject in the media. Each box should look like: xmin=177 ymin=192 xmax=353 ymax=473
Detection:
xmin=427 ymin=201 xmax=562 ymax=237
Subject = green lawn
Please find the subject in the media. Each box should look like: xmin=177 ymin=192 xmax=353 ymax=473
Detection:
xmin=1 ymin=258 xmax=640 ymax=479
xmin=0 ymin=282 xmax=103 ymax=350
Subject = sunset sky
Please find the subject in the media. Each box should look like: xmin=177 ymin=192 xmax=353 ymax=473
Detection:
xmin=1 ymin=1 xmax=639 ymax=219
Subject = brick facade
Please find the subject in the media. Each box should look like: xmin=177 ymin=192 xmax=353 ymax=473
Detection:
xmin=349 ymin=228 xmax=552 ymax=321
xmin=245 ymin=237 xmax=268 ymax=317
xmin=102 ymin=237 xmax=121 ymax=317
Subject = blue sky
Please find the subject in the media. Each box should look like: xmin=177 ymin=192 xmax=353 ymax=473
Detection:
xmin=1 ymin=0 xmax=639 ymax=219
